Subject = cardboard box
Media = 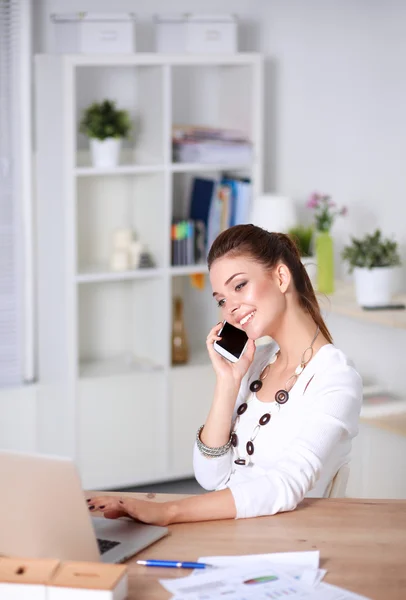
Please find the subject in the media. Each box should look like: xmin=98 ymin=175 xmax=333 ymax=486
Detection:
xmin=48 ymin=561 xmax=128 ymax=600
xmin=0 ymin=557 xmax=60 ymax=600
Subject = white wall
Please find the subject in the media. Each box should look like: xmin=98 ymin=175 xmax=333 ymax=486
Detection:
xmin=260 ymin=0 xmax=406 ymax=284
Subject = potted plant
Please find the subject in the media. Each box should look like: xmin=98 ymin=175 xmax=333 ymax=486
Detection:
xmin=79 ymin=99 xmax=132 ymax=168
xmin=307 ymin=192 xmax=347 ymax=294
xmin=288 ymin=225 xmax=317 ymax=286
xmin=341 ymin=229 xmax=401 ymax=307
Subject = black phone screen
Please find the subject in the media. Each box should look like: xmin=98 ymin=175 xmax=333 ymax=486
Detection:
xmin=217 ymin=321 xmax=249 ymax=358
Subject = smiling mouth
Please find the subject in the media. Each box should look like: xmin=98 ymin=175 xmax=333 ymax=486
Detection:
xmin=240 ymin=311 xmax=256 ymax=327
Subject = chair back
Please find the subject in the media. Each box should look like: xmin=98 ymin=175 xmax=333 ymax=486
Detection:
xmin=325 ymin=463 xmax=350 ymax=498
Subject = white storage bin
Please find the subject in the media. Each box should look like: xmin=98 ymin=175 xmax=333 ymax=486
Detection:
xmin=51 ymin=13 xmax=136 ymax=54
xmin=155 ymin=13 xmax=238 ymax=54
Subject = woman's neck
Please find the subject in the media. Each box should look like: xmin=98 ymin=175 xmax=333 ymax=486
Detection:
xmin=269 ymin=307 xmax=329 ymax=370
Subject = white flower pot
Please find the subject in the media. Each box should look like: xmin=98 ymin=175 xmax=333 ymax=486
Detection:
xmin=90 ymin=137 xmax=122 ymax=168
xmin=353 ymin=266 xmax=395 ymax=307
xmin=301 ymin=255 xmax=317 ymax=288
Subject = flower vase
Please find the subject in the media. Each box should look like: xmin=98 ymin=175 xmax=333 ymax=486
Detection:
xmin=316 ymin=231 xmax=334 ymax=294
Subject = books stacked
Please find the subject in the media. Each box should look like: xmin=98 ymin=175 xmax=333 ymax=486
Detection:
xmin=171 ymin=219 xmax=206 ymax=266
xmin=173 ymin=125 xmax=253 ymax=165
xmin=171 ymin=174 xmax=252 ymax=266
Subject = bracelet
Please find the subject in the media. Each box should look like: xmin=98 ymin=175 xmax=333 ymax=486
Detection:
xmin=196 ymin=425 xmax=232 ymax=458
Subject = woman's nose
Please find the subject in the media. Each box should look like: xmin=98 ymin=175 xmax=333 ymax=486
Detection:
xmin=227 ymin=301 xmax=240 ymax=316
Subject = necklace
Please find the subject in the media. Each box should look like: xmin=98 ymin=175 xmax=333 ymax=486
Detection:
xmin=231 ymin=325 xmax=320 ymax=466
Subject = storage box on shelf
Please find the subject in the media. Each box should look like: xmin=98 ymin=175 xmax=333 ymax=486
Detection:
xmin=35 ymin=53 xmax=263 ymax=488
xmin=51 ymin=12 xmax=136 ymax=54
xmin=155 ymin=14 xmax=238 ymax=54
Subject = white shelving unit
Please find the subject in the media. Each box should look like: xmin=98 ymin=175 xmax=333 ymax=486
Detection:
xmin=35 ymin=53 xmax=263 ymax=489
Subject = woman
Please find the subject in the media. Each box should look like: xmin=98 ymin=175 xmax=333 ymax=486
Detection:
xmin=87 ymin=225 xmax=362 ymax=524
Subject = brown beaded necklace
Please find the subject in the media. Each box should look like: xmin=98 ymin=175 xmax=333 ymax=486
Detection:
xmin=231 ymin=326 xmax=320 ymax=466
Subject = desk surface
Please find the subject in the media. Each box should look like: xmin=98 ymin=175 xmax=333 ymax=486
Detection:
xmin=96 ymin=493 xmax=406 ymax=600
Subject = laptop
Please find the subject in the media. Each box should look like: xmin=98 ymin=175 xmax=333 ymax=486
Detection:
xmin=0 ymin=450 xmax=168 ymax=563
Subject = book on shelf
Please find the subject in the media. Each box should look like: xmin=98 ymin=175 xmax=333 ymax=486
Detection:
xmin=171 ymin=219 xmax=206 ymax=266
xmin=183 ymin=174 xmax=252 ymax=263
xmin=172 ymin=124 xmax=252 ymax=164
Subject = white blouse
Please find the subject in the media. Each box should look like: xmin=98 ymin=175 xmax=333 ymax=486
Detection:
xmin=193 ymin=343 xmax=363 ymax=519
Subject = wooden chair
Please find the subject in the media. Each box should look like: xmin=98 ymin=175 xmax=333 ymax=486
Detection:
xmin=325 ymin=464 xmax=350 ymax=498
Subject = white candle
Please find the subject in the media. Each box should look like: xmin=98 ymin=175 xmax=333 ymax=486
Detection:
xmin=110 ymin=250 xmax=129 ymax=271
xmin=113 ymin=228 xmax=133 ymax=250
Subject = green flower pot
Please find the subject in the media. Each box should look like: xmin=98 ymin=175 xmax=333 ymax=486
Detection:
xmin=316 ymin=231 xmax=334 ymax=294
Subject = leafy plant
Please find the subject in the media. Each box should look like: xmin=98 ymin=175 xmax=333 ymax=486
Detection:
xmin=79 ymin=100 xmax=131 ymax=140
xmin=288 ymin=225 xmax=314 ymax=257
xmin=341 ymin=229 xmax=401 ymax=273
xmin=307 ymin=192 xmax=347 ymax=232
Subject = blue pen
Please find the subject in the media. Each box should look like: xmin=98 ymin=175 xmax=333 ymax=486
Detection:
xmin=136 ymin=559 xmax=213 ymax=569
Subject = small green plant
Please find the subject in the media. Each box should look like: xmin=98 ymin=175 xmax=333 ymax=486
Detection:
xmin=341 ymin=229 xmax=401 ymax=273
xmin=288 ymin=225 xmax=314 ymax=257
xmin=79 ymin=100 xmax=131 ymax=140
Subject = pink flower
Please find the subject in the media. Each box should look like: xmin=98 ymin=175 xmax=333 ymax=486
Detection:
xmin=307 ymin=193 xmax=320 ymax=209
xmin=340 ymin=206 xmax=348 ymax=216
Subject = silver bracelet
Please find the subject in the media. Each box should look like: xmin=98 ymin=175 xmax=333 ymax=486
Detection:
xmin=196 ymin=425 xmax=232 ymax=458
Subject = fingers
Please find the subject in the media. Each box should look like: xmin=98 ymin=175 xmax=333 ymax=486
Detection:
xmin=87 ymin=496 xmax=123 ymax=514
xmin=244 ymin=338 xmax=256 ymax=361
xmin=206 ymin=321 xmax=223 ymax=347
xmin=104 ymin=510 xmax=127 ymax=520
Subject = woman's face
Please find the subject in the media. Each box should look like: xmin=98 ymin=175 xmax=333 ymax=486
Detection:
xmin=209 ymin=254 xmax=288 ymax=340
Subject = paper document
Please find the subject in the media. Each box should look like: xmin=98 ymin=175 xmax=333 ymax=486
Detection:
xmin=192 ymin=550 xmax=323 ymax=584
xmin=159 ymin=549 xmax=372 ymax=600
xmin=160 ymin=561 xmax=335 ymax=600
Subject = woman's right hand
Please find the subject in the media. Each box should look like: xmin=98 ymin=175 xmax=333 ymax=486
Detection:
xmin=206 ymin=322 xmax=256 ymax=385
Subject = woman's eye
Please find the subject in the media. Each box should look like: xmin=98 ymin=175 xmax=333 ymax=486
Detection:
xmin=217 ymin=299 xmax=225 ymax=308
xmin=235 ymin=281 xmax=247 ymax=292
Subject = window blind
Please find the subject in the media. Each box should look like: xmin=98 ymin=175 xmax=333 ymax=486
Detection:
xmin=0 ymin=0 xmax=33 ymax=387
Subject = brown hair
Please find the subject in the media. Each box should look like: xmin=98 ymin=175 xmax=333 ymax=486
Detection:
xmin=207 ymin=224 xmax=333 ymax=344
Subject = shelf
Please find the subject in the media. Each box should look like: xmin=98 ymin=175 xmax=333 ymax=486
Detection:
xmin=170 ymin=264 xmax=208 ymax=276
xmin=361 ymin=410 xmax=406 ymax=437
xmin=170 ymin=162 xmax=253 ymax=173
xmin=62 ymin=53 xmax=262 ymax=68
xmin=171 ymin=349 xmax=211 ymax=369
xmin=320 ymin=281 xmax=406 ymax=330
xmin=79 ymin=355 xmax=164 ymax=379
xmin=75 ymin=164 xmax=165 ymax=177
xmin=76 ymin=266 xmax=163 ymax=284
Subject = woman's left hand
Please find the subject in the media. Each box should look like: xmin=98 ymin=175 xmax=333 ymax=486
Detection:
xmin=86 ymin=495 xmax=171 ymax=527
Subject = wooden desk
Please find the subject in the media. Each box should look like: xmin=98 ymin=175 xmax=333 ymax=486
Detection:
xmin=93 ymin=493 xmax=406 ymax=600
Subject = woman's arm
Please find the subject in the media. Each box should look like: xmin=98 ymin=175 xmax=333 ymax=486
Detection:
xmin=193 ymin=343 xmax=273 ymax=491
xmin=200 ymin=379 xmax=240 ymax=447
xmin=87 ymin=488 xmax=237 ymax=526
xmin=192 ymin=379 xmax=239 ymax=492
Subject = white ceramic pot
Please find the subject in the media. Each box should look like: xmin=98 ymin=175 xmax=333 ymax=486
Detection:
xmin=353 ymin=266 xmax=395 ymax=307
xmin=301 ymin=255 xmax=317 ymax=288
xmin=90 ymin=137 xmax=121 ymax=168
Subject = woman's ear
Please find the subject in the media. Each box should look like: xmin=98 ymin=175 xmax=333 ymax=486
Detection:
xmin=275 ymin=263 xmax=291 ymax=294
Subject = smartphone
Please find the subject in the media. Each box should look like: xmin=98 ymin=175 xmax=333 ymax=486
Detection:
xmin=213 ymin=320 xmax=249 ymax=363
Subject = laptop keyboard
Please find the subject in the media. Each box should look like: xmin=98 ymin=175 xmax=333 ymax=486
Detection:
xmin=97 ymin=538 xmax=121 ymax=555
